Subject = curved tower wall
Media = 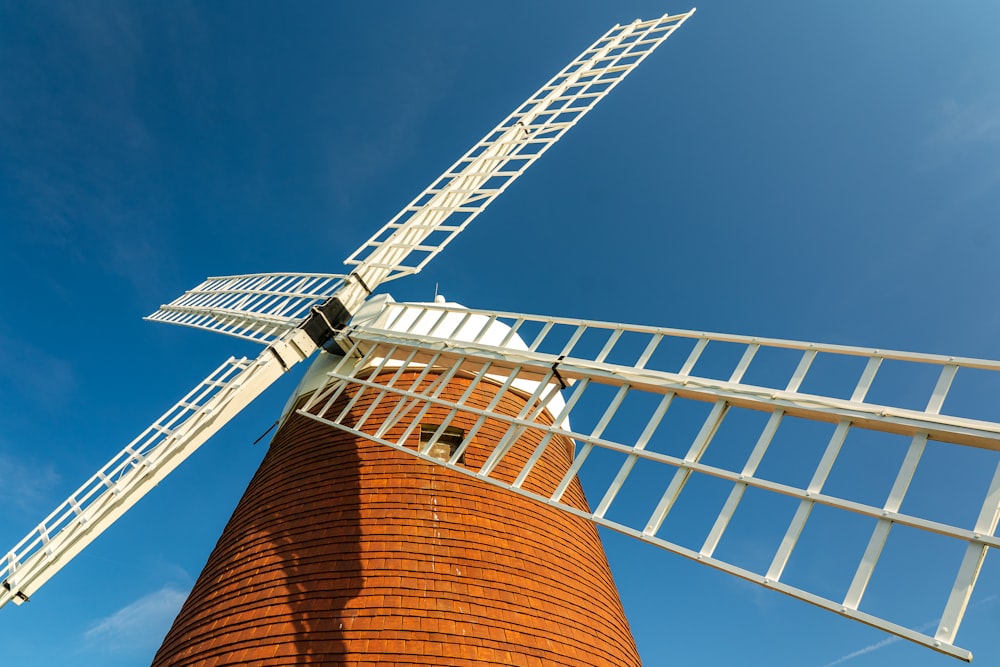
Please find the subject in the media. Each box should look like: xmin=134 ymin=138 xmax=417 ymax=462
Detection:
xmin=153 ymin=367 xmax=641 ymax=666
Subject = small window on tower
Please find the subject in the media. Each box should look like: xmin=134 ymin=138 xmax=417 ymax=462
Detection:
xmin=420 ymin=424 xmax=466 ymax=464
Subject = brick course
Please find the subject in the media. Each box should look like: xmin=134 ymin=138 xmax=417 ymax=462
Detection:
xmin=153 ymin=371 xmax=641 ymax=666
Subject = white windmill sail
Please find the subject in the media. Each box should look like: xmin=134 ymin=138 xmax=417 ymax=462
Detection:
xmin=297 ymin=299 xmax=1000 ymax=661
xmin=8 ymin=5 xmax=997 ymax=663
xmin=144 ymin=10 xmax=695 ymax=342
xmin=0 ymin=10 xmax=695 ymax=614
xmin=0 ymin=329 xmax=317 ymax=609
xmin=341 ymin=11 xmax=696 ymax=293
xmin=145 ymin=272 xmax=348 ymax=343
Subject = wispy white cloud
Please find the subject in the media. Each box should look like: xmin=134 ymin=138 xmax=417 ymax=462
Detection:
xmin=81 ymin=585 xmax=190 ymax=656
xmin=0 ymin=331 xmax=75 ymax=403
xmin=933 ymin=97 xmax=1000 ymax=148
xmin=916 ymin=85 xmax=1000 ymax=224
xmin=920 ymin=60 xmax=1000 ymax=196
xmin=819 ymin=632 xmax=905 ymax=667
xmin=819 ymin=595 xmax=999 ymax=667
xmin=923 ymin=53 xmax=1000 ymax=151
xmin=0 ymin=449 xmax=61 ymax=515
xmin=0 ymin=3 xmax=175 ymax=299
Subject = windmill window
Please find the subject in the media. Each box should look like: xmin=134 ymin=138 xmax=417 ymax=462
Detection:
xmin=420 ymin=424 xmax=465 ymax=464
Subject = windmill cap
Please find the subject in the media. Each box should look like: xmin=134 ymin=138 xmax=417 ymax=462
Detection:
xmin=282 ymin=294 xmax=569 ymax=430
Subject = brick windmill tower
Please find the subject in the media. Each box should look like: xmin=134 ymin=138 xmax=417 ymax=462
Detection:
xmin=3 ymin=8 xmax=1000 ymax=665
xmin=152 ymin=298 xmax=642 ymax=665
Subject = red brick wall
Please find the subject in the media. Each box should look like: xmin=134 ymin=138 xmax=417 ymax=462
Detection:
xmin=153 ymin=370 xmax=641 ymax=666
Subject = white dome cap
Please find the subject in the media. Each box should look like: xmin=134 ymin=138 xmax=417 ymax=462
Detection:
xmin=283 ymin=294 xmax=568 ymax=429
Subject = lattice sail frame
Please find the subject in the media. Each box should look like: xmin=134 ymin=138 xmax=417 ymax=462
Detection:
xmin=1 ymin=10 xmax=698 ymax=619
xmin=146 ymin=273 xmax=347 ymax=343
xmin=143 ymin=11 xmax=696 ymax=344
xmin=343 ymin=11 xmax=694 ymax=286
xmin=299 ymin=300 xmax=1000 ymax=661
xmin=0 ymin=328 xmax=319 ymax=609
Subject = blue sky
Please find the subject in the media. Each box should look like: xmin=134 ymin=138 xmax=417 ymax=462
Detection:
xmin=1 ymin=2 xmax=999 ymax=665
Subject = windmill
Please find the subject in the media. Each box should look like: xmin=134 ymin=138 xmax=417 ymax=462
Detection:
xmin=2 ymin=6 xmax=999 ymax=665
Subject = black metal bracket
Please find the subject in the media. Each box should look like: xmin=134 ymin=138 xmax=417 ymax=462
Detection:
xmin=348 ymin=272 xmax=373 ymax=296
xmin=552 ymin=355 xmax=568 ymax=390
xmin=2 ymin=580 xmax=29 ymax=603
xmin=301 ymin=297 xmax=353 ymax=350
